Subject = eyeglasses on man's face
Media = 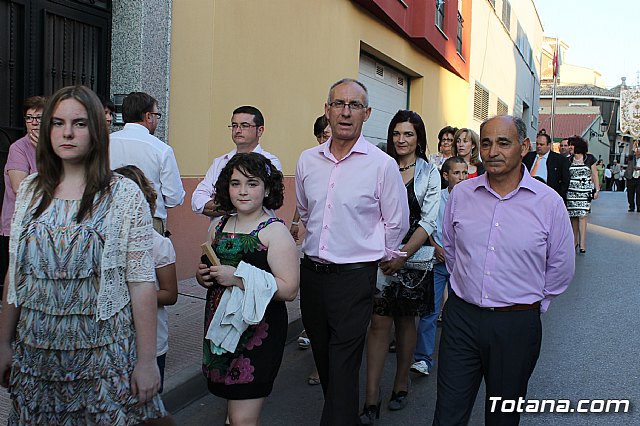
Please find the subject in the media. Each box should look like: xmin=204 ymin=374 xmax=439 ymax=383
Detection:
xmin=24 ymin=115 xmax=43 ymax=123
xmin=149 ymin=112 xmax=162 ymax=119
xmin=328 ymin=100 xmax=367 ymax=111
xmin=228 ymin=123 xmax=257 ymax=131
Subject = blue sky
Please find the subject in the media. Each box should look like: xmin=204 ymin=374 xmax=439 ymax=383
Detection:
xmin=534 ymin=0 xmax=640 ymax=88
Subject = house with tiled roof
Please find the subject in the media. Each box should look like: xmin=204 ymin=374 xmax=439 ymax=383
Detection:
xmin=540 ymin=83 xmax=620 ymax=162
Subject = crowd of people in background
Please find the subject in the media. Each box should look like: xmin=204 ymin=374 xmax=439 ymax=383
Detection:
xmin=0 ymin=78 xmax=637 ymax=425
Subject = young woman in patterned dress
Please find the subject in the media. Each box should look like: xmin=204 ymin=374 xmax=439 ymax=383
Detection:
xmin=196 ymin=153 xmax=299 ymax=425
xmin=0 ymin=85 xmax=165 ymax=424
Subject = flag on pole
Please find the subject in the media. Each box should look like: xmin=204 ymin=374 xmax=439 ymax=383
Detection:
xmin=551 ymin=39 xmax=561 ymax=79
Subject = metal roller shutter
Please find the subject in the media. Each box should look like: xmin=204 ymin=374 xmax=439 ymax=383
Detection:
xmin=358 ymin=54 xmax=409 ymax=149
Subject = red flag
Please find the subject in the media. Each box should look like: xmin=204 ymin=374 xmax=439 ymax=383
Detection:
xmin=552 ymin=49 xmax=558 ymax=78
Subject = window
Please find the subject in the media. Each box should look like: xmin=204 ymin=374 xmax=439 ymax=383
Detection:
xmin=497 ymin=99 xmax=508 ymax=116
xmin=474 ymin=82 xmax=489 ymax=121
xmin=436 ymin=0 xmax=445 ymax=30
xmin=502 ymin=0 xmax=511 ymax=31
xmin=456 ymin=12 xmax=463 ymax=54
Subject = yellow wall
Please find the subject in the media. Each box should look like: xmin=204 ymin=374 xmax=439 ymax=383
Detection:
xmin=168 ymin=0 xmax=468 ymax=177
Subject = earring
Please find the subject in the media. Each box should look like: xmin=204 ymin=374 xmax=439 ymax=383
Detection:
xmin=265 ymin=191 xmax=270 ymax=198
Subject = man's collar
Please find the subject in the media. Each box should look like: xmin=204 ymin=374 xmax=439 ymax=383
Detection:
xmin=124 ymin=122 xmax=150 ymax=134
xmin=224 ymin=143 xmax=264 ymax=159
xmin=321 ymin=134 xmax=370 ymax=161
xmin=471 ymin=164 xmax=538 ymax=197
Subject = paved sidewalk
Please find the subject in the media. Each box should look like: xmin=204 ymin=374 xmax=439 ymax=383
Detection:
xmin=0 ymin=278 xmax=303 ymax=422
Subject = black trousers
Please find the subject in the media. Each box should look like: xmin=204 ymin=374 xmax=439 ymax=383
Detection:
xmin=433 ymin=293 xmax=542 ymax=426
xmin=626 ymin=178 xmax=640 ymax=210
xmin=300 ymin=263 xmax=376 ymax=426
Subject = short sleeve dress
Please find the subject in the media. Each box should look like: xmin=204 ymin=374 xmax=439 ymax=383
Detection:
xmin=202 ymin=215 xmax=287 ymax=400
xmin=8 ymin=177 xmax=166 ymax=425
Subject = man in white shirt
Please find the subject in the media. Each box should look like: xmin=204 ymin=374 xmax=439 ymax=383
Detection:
xmin=110 ymin=92 xmax=185 ymax=234
xmin=191 ymin=106 xmax=281 ymax=218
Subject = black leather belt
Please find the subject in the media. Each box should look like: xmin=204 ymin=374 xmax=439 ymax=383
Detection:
xmin=482 ymin=301 xmax=541 ymax=312
xmin=301 ymin=255 xmax=376 ymax=274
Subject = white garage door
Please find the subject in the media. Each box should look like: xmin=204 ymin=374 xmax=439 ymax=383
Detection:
xmin=358 ymin=54 xmax=409 ymax=149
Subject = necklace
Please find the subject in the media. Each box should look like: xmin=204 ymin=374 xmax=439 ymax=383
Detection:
xmin=399 ymin=162 xmax=416 ymax=172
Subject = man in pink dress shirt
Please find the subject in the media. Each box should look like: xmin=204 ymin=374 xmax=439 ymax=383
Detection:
xmin=434 ymin=116 xmax=575 ymax=425
xmin=296 ymin=78 xmax=409 ymax=425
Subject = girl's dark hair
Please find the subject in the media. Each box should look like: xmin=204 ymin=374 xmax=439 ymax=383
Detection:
xmin=114 ymin=165 xmax=157 ymax=216
xmin=214 ymin=153 xmax=284 ymax=211
xmin=386 ymin=110 xmax=428 ymax=161
xmin=569 ymin=136 xmax=588 ymax=155
xmin=33 ymin=85 xmax=112 ymax=222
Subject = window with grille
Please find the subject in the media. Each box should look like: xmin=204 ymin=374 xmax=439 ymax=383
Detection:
xmin=474 ymin=82 xmax=489 ymax=121
xmin=502 ymin=0 xmax=511 ymax=31
xmin=456 ymin=12 xmax=463 ymax=54
xmin=436 ymin=0 xmax=445 ymax=30
xmin=497 ymin=99 xmax=508 ymax=116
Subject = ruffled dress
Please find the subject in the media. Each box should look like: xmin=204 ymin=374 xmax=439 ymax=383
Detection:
xmin=8 ymin=179 xmax=166 ymax=425
xmin=202 ymin=216 xmax=287 ymax=400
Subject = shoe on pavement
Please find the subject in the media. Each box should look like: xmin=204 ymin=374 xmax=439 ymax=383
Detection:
xmin=410 ymin=361 xmax=430 ymax=376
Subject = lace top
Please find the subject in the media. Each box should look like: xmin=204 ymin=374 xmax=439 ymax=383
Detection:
xmin=7 ymin=173 xmax=155 ymax=320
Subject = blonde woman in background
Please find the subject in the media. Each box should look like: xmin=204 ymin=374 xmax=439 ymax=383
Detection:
xmin=452 ymin=128 xmax=484 ymax=178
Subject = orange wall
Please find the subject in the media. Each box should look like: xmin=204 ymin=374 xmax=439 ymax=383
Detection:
xmin=167 ymin=176 xmax=298 ymax=281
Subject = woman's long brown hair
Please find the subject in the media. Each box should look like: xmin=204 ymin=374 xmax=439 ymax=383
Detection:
xmin=32 ymin=85 xmax=112 ymax=222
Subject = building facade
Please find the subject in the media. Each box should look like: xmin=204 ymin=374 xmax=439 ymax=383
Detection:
xmin=466 ymin=0 xmax=543 ymax=140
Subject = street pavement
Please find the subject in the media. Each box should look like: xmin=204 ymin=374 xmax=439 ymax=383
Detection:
xmin=0 ymin=191 xmax=638 ymax=424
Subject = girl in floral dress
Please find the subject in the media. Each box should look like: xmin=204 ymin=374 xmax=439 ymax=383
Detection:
xmin=0 ymin=85 xmax=165 ymax=425
xmin=196 ymin=153 xmax=299 ymax=425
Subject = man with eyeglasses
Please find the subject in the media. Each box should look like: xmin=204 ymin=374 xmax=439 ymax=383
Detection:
xmin=296 ymin=78 xmax=409 ymax=425
xmin=110 ymin=92 xmax=185 ymax=235
xmin=1 ymin=96 xmax=47 ymax=300
xmin=191 ymin=105 xmax=281 ymax=218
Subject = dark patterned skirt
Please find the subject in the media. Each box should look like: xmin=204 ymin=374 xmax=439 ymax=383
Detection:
xmin=373 ymin=268 xmax=434 ymax=317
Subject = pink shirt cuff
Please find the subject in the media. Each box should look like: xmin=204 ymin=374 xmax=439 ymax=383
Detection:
xmin=383 ymin=248 xmax=407 ymax=261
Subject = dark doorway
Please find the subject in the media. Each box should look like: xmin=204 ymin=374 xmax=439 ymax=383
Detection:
xmin=0 ymin=0 xmax=112 ymax=143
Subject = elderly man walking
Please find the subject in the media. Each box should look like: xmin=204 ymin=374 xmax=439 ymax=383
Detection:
xmin=296 ymin=78 xmax=409 ymax=425
xmin=433 ymin=116 xmax=575 ymax=426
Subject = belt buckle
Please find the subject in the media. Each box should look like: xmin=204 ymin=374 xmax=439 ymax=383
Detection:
xmin=314 ymin=263 xmax=331 ymax=274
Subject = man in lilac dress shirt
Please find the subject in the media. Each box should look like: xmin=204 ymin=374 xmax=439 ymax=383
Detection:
xmin=433 ymin=116 xmax=575 ymax=426
xmin=296 ymin=78 xmax=409 ymax=425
